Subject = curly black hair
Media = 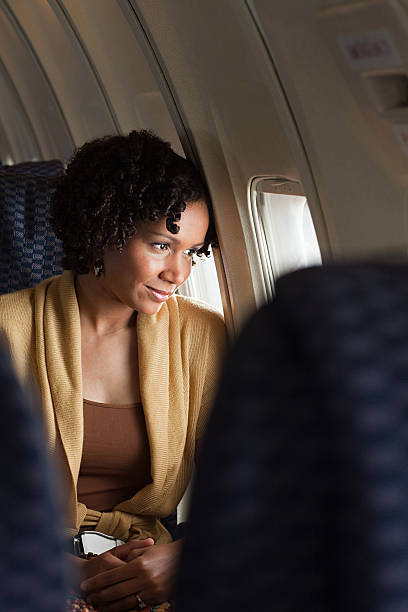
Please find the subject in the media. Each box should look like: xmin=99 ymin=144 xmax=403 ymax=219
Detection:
xmin=50 ymin=130 xmax=216 ymax=274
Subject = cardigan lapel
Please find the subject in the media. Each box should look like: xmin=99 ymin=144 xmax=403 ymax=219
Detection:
xmin=135 ymin=304 xmax=171 ymax=512
xmin=35 ymin=271 xmax=83 ymax=524
xmin=130 ymin=297 xmax=188 ymax=513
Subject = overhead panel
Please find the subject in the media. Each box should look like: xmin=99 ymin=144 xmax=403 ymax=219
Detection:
xmin=319 ymin=1 xmax=408 ymax=178
xmin=0 ymin=1 xmax=73 ymax=161
xmin=62 ymin=0 xmax=182 ymax=152
xmin=249 ymin=0 xmax=408 ymax=259
xmin=10 ymin=0 xmax=116 ymax=148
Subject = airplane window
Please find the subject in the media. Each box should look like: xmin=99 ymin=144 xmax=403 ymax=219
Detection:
xmin=177 ymin=246 xmax=223 ymax=313
xmin=250 ymin=177 xmax=321 ymax=299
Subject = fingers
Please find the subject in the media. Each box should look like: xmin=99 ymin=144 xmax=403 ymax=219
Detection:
xmin=110 ymin=539 xmax=154 ymax=561
xmin=85 ymin=578 xmax=145 ymax=611
xmin=81 ymin=542 xmax=175 ymax=608
xmin=80 ymin=552 xmax=126 ymax=583
xmin=98 ymin=552 xmax=127 ymax=568
xmin=80 ymin=560 xmax=141 ymax=594
xmin=125 ymin=546 xmax=151 ymax=562
xmin=81 ymin=557 xmax=159 ymax=608
xmin=92 ymin=591 xmax=149 ymax=612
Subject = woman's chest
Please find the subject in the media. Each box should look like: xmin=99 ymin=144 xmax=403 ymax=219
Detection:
xmin=81 ymin=328 xmax=140 ymax=404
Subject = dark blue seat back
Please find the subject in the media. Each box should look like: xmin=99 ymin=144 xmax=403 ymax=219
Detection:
xmin=1 ymin=160 xmax=64 ymax=177
xmin=0 ymin=160 xmax=64 ymax=294
xmin=176 ymin=263 xmax=408 ymax=612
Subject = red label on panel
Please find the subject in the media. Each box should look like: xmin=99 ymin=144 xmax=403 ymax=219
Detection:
xmin=338 ymin=28 xmax=402 ymax=72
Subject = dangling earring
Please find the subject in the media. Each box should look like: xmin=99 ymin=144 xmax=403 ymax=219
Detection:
xmin=93 ymin=259 xmax=104 ymax=278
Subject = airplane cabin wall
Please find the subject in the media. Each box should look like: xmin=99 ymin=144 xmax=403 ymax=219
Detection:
xmin=252 ymin=0 xmax=408 ymax=261
xmin=1 ymin=0 xmax=408 ymax=331
xmin=136 ymin=0 xmax=331 ymax=329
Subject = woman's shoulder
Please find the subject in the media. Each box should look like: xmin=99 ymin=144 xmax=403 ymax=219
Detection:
xmin=0 ymin=288 xmax=37 ymax=370
xmin=0 ymin=273 xmax=65 ymax=324
xmin=171 ymin=294 xmax=224 ymax=328
xmin=168 ymin=295 xmax=227 ymax=352
xmin=0 ymin=285 xmax=36 ymax=319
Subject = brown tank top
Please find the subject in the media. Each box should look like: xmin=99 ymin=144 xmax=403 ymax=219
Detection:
xmin=77 ymin=399 xmax=151 ymax=512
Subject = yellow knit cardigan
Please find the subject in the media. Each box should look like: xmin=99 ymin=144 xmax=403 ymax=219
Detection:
xmin=0 ymin=271 xmax=226 ymax=543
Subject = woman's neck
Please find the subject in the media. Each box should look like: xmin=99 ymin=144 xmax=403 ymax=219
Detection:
xmin=75 ymin=272 xmax=136 ymax=336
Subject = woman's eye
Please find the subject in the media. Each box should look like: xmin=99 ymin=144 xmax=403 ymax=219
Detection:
xmin=152 ymin=242 xmax=169 ymax=251
xmin=184 ymin=248 xmax=197 ymax=258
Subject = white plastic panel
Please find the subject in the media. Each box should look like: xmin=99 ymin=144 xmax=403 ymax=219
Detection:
xmin=62 ymin=0 xmax=183 ymax=153
xmin=0 ymin=57 xmax=39 ymax=161
xmin=9 ymin=0 xmax=116 ymax=147
xmin=0 ymin=1 xmax=73 ymax=160
xmin=0 ymin=120 xmax=13 ymax=164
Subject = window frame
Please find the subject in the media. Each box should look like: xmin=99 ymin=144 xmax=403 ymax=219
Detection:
xmin=249 ymin=175 xmax=321 ymax=300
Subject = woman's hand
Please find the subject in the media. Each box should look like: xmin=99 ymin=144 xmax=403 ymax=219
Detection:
xmin=67 ymin=539 xmax=154 ymax=590
xmin=80 ymin=540 xmax=183 ymax=611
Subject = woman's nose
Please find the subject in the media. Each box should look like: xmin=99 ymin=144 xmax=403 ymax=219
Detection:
xmin=159 ymin=254 xmax=191 ymax=286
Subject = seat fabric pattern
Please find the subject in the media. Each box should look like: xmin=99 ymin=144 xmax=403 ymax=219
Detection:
xmin=0 ymin=345 xmax=66 ymax=610
xmin=1 ymin=160 xmax=64 ymax=176
xmin=0 ymin=161 xmax=64 ymax=294
xmin=175 ymin=263 xmax=408 ymax=612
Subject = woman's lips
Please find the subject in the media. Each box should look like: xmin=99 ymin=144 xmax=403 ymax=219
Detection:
xmin=145 ymin=286 xmax=173 ymax=302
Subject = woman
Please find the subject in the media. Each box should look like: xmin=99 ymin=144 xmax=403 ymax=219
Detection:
xmin=0 ymin=130 xmax=226 ymax=611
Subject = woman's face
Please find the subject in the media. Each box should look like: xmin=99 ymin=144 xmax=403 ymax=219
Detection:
xmin=101 ymin=200 xmax=209 ymax=315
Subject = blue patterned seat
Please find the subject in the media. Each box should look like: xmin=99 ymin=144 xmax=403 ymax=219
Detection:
xmin=176 ymin=263 xmax=408 ymax=612
xmin=0 ymin=345 xmax=66 ymax=610
xmin=1 ymin=160 xmax=64 ymax=177
xmin=0 ymin=160 xmax=64 ymax=294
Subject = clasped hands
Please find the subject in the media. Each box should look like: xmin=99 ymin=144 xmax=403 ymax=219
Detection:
xmin=71 ymin=537 xmax=182 ymax=611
